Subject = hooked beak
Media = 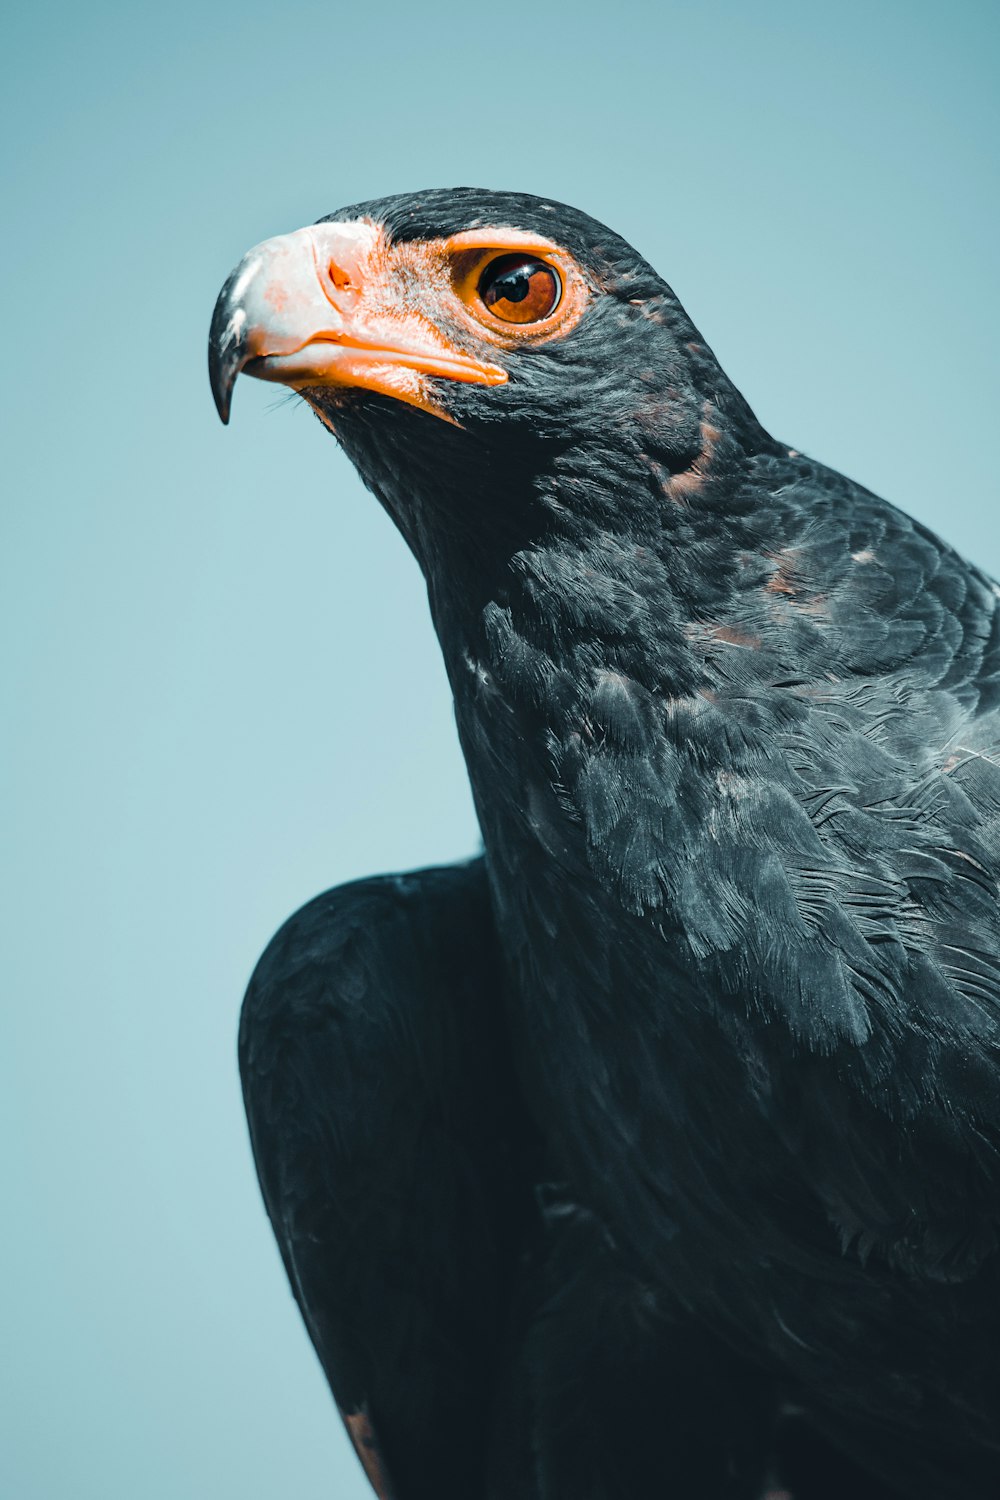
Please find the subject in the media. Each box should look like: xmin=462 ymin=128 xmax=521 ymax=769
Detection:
xmin=208 ymin=221 xmax=507 ymax=424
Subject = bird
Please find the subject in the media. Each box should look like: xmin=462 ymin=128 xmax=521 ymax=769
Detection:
xmin=209 ymin=188 xmax=1000 ymax=1500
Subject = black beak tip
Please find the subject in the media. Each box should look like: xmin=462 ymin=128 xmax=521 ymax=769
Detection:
xmin=208 ymin=278 xmax=246 ymax=426
xmin=209 ymin=350 xmax=233 ymax=425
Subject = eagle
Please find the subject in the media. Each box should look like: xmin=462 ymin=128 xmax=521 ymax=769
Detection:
xmin=209 ymin=188 xmax=1000 ymax=1500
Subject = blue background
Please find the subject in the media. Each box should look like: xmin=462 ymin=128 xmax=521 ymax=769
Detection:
xmin=3 ymin=2 xmax=997 ymax=1495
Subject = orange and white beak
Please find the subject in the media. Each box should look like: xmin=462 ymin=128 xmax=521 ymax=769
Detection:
xmin=208 ymin=220 xmax=508 ymax=424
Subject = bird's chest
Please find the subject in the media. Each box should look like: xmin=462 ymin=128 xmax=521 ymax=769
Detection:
xmin=457 ymin=688 xmax=801 ymax=1286
xmin=450 ymin=626 xmax=1000 ymax=1435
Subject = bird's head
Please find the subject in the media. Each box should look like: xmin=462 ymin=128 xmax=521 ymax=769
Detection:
xmin=210 ymin=188 xmax=770 ymax=600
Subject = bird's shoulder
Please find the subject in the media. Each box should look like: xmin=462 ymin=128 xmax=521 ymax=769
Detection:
xmin=239 ymin=860 xmax=500 ymax=1110
xmin=238 ymin=860 xmax=527 ymax=1496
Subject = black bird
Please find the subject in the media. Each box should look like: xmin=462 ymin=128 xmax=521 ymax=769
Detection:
xmin=210 ymin=189 xmax=1000 ymax=1500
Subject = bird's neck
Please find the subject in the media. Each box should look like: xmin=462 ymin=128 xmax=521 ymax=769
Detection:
xmin=428 ymin=402 xmax=785 ymax=710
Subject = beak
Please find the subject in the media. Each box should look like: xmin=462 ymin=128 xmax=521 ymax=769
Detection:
xmin=208 ymin=221 xmax=507 ymax=424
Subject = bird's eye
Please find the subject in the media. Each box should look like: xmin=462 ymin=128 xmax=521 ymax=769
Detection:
xmin=478 ymin=254 xmax=562 ymax=325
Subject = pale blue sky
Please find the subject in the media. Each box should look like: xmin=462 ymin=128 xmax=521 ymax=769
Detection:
xmin=2 ymin=2 xmax=997 ymax=1496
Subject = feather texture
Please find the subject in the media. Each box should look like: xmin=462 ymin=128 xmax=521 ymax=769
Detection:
xmin=223 ymin=188 xmax=1000 ymax=1498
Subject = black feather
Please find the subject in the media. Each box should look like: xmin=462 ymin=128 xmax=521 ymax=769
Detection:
xmin=228 ymin=189 xmax=1000 ymax=1499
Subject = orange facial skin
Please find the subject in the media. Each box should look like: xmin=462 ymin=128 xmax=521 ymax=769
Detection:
xmin=209 ymin=220 xmax=592 ymax=425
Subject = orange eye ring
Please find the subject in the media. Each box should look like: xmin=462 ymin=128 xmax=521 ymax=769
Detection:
xmin=443 ymin=229 xmax=590 ymax=346
xmin=477 ymin=254 xmax=562 ymax=325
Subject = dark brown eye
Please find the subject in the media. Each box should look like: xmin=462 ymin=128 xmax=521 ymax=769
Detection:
xmin=478 ymin=254 xmax=562 ymax=324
